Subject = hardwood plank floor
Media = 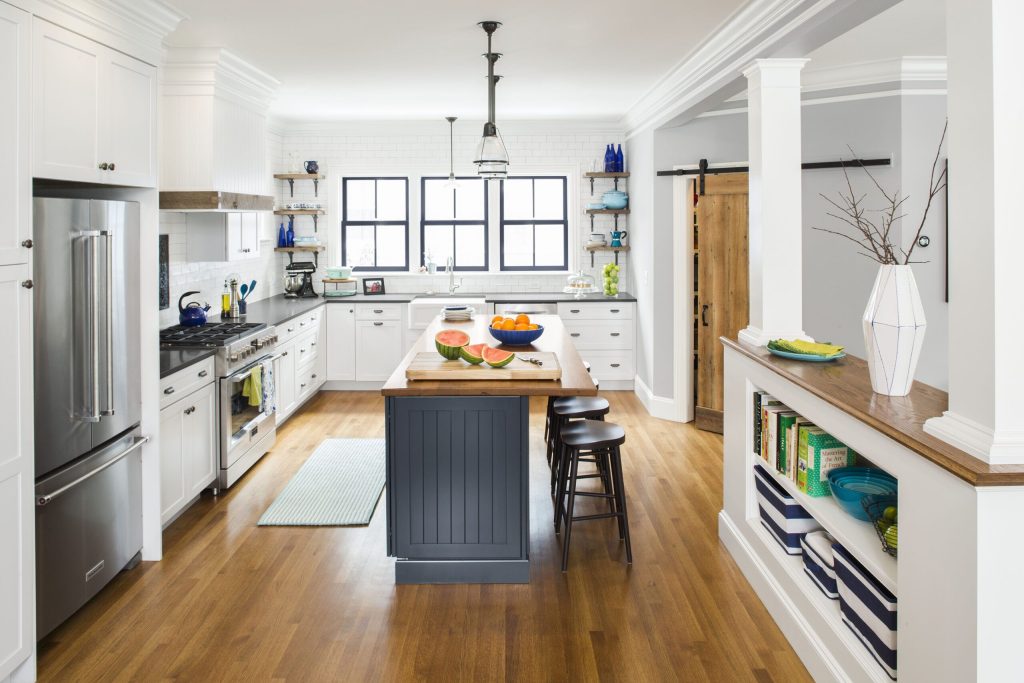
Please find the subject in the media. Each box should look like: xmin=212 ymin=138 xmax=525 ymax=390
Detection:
xmin=37 ymin=391 xmax=810 ymax=682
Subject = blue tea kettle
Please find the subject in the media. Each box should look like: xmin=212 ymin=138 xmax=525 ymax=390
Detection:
xmin=178 ymin=291 xmax=211 ymax=327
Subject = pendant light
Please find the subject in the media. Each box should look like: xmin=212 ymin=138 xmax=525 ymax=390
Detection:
xmin=443 ymin=116 xmax=461 ymax=190
xmin=474 ymin=21 xmax=509 ymax=178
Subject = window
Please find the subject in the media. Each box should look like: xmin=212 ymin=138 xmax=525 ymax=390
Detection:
xmin=500 ymin=176 xmax=568 ymax=270
xmin=420 ymin=177 xmax=488 ymax=271
xmin=341 ymin=177 xmax=409 ymax=271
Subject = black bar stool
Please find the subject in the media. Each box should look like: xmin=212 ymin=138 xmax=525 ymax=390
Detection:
xmin=545 ymin=361 xmax=592 ymax=449
xmin=555 ymin=419 xmax=632 ymax=571
xmin=547 ymin=396 xmax=609 ymax=496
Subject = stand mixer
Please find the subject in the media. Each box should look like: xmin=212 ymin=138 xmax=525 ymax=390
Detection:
xmin=283 ymin=261 xmax=318 ymax=298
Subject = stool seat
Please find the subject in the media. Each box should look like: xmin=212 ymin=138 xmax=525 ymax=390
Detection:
xmin=552 ymin=396 xmax=609 ymax=418
xmin=560 ymin=420 xmax=625 ymax=450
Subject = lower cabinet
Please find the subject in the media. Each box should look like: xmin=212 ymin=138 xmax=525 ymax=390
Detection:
xmin=326 ymin=304 xmax=356 ymax=380
xmin=159 ymin=379 xmax=216 ymax=526
xmin=274 ymin=341 xmax=297 ymax=420
xmin=356 ymin=319 xmax=403 ymax=382
xmin=275 ymin=306 xmax=327 ymax=424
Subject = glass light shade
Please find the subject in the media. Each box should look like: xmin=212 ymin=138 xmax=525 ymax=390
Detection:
xmin=475 ymin=131 xmax=509 ymax=177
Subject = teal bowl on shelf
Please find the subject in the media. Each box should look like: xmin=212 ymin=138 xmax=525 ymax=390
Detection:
xmin=828 ymin=467 xmax=898 ymax=521
xmin=488 ymin=325 xmax=544 ymax=346
xmin=602 ymin=190 xmax=629 ymax=209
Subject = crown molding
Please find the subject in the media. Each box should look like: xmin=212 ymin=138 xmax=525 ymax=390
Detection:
xmin=163 ymin=47 xmax=279 ymax=112
xmin=30 ymin=0 xmax=185 ymax=65
xmin=267 ymin=118 xmax=624 ymax=139
xmin=801 ymin=56 xmax=947 ymax=92
xmin=621 ymin=0 xmax=902 ymax=137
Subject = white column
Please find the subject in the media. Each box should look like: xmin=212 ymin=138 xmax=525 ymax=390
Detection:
xmin=739 ymin=58 xmax=808 ymax=347
xmin=923 ymin=0 xmax=1024 ymax=465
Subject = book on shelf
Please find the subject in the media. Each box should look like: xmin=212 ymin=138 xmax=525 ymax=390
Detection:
xmin=753 ymin=391 xmax=768 ymax=455
xmin=777 ymin=412 xmax=799 ymax=475
xmin=759 ymin=395 xmax=782 ymax=461
xmin=788 ymin=418 xmax=813 ymax=481
xmin=763 ymin=404 xmax=791 ymax=470
xmin=797 ymin=426 xmax=857 ymax=497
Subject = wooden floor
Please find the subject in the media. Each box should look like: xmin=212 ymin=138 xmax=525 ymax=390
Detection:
xmin=37 ymin=391 xmax=810 ymax=683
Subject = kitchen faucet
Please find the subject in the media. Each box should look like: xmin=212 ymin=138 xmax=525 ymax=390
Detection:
xmin=447 ymin=256 xmax=461 ymax=295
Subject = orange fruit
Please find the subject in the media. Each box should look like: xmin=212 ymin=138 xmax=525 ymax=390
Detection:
xmin=528 ymin=324 xmax=539 ymax=330
xmin=514 ymin=314 xmax=530 ymax=326
xmin=491 ymin=315 xmax=503 ymax=326
xmin=515 ymin=324 xmax=529 ymax=331
xmin=500 ymin=319 xmax=516 ymax=331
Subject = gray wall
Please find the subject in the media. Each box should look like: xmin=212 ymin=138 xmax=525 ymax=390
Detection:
xmin=629 ymin=90 xmax=949 ymax=404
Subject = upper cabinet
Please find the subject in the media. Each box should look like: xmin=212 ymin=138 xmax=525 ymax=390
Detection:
xmin=32 ymin=20 xmax=156 ymax=187
xmin=0 ymin=2 xmax=30 ymax=268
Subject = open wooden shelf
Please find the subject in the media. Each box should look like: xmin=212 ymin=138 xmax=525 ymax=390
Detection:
xmin=584 ymin=245 xmax=630 ymax=252
xmin=274 ymin=209 xmax=324 ymax=216
xmin=274 ymin=173 xmax=325 ymax=180
xmin=274 ymin=245 xmax=324 ymax=253
xmin=321 ymin=277 xmax=354 ymax=283
xmin=584 ymin=172 xmax=630 ymax=178
xmin=586 ymin=208 xmax=630 ymax=215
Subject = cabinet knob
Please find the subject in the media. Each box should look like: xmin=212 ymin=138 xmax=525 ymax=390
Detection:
xmin=311 ymin=341 xmax=316 ymax=346
xmin=311 ymin=374 xmax=317 ymax=379
xmin=287 ymin=327 xmax=295 ymax=332
xmin=20 ymin=279 xmax=33 ymax=289
xmin=109 ymin=162 xmax=116 ymax=171
xmin=164 ymin=387 xmax=175 ymax=395
xmin=98 ymin=162 xmax=109 ymax=170
xmin=300 ymin=383 xmax=307 ymax=389
xmin=21 ymin=239 xmax=32 ymax=249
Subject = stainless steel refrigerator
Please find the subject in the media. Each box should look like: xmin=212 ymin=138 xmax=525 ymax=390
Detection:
xmin=33 ymin=197 xmax=145 ymax=639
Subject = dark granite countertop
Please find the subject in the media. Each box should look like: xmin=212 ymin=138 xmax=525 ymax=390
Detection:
xmin=485 ymin=292 xmax=636 ymax=303
xmin=160 ymin=348 xmax=216 ymax=379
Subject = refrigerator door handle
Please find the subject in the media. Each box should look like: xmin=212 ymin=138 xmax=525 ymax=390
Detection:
xmin=36 ymin=436 xmax=149 ymax=506
xmin=100 ymin=230 xmax=114 ymax=416
xmin=73 ymin=232 xmax=102 ymax=422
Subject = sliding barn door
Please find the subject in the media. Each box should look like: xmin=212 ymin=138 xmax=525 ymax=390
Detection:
xmin=694 ymin=174 xmax=749 ymax=433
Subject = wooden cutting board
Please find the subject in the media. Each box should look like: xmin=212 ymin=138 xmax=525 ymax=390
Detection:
xmin=405 ymin=352 xmax=562 ymax=381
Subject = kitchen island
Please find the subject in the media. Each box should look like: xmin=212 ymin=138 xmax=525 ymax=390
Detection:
xmin=381 ymin=314 xmax=596 ymax=583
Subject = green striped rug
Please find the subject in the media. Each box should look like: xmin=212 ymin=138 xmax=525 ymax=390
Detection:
xmin=258 ymin=438 xmax=385 ymax=526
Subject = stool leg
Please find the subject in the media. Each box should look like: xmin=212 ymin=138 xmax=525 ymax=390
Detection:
xmin=549 ymin=417 xmax=563 ymax=496
xmin=561 ymin=447 xmax=581 ymax=572
xmin=544 ymin=397 xmax=555 ymax=462
xmin=610 ymin=446 xmax=632 ymax=564
xmin=599 ymin=448 xmax=616 ymax=515
xmin=554 ymin=438 xmax=570 ymax=531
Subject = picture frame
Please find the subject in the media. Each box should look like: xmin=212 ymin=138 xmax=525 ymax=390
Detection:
xmin=362 ymin=277 xmax=386 ymax=295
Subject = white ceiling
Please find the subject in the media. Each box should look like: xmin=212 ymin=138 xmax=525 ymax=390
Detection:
xmin=164 ymin=0 xmax=746 ymax=122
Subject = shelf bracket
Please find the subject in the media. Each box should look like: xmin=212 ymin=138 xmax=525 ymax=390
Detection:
xmin=590 ymin=250 xmax=595 ymax=268
xmin=614 ymin=250 xmax=621 ymax=266
xmin=313 ymin=178 xmax=320 ymax=197
xmin=590 ymin=213 xmax=595 ymax=231
xmin=613 ymin=177 xmax=620 ymax=191
xmin=589 ymin=176 xmax=595 ymax=195
xmin=313 ymin=214 xmax=319 ymax=232
xmin=286 ymin=178 xmax=295 ymax=197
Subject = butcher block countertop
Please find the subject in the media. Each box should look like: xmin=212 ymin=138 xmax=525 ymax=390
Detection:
xmin=382 ymin=314 xmax=597 ymax=397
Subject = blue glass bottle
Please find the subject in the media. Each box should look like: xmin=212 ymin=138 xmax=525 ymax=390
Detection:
xmin=615 ymin=144 xmax=624 ymax=173
xmin=604 ymin=144 xmax=614 ymax=172
xmin=286 ymin=219 xmax=295 ymax=247
xmin=277 ymin=222 xmax=286 ymax=247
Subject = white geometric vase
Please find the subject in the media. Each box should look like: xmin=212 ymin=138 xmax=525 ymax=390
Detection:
xmin=862 ymin=264 xmax=926 ymax=396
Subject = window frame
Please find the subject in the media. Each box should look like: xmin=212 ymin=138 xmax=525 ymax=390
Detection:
xmin=419 ymin=176 xmax=490 ymax=272
xmin=498 ymin=175 xmax=570 ymax=271
xmin=340 ymin=176 xmax=410 ymax=272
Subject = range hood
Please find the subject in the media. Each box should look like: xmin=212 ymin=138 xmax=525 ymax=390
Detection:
xmin=159 ymin=48 xmax=278 ymax=212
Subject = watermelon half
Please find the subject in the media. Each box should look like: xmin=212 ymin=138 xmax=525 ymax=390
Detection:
xmin=435 ymin=329 xmax=471 ymax=359
xmin=460 ymin=343 xmax=487 ymax=365
xmin=482 ymin=346 xmax=515 ymax=368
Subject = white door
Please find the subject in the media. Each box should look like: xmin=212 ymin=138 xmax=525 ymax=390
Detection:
xmin=355 ymin=320 xmax=403 ymax=382
xmin=102 ymin=50 xmax=156 ymax=187
xmin=0 ymin=4 xmax=30 ymax=267
xmin=275 ymin=341 xmax=297 ymax=421
xmin=159 ymin=400 xmax=187 ymax=525
xmin=185 ymin=382 xmax=217 ymax=498
xmin=32 ymin=19 xmax=102 ymax=183
xmin=326 ymin=305 xmax=356 ymax=380
xmin=0 ymin=264 xmax=34 ymax=679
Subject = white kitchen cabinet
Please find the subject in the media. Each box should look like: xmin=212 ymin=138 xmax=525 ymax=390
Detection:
xmin=159 ymin=374 xmax=216 ymax=527
xmin=185 ymin=212 xmax=261 ymax=262
xmin=0 ymin=4 xmax=33 ymax=678
xmin=32 ymin=19 xmax=156 ymax=187
xmin=275 ymin=306 xmax=326 ymax=425
xmin=355 ymin=319 xmax=403 ymax=382
xmin=274 ymin=340 xmax=297 ymax=422
xmin=0 ymin=262 xmax=34 ymax=680
xmin=557 ymin=301 xmax=636 ymax=389
xmin=326 ymin=304 xmax=356 ymax=381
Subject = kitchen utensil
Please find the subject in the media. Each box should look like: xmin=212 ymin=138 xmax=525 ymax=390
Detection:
xmin=828 ymin=467 xmax=898 ymax=521
xmin=405 ymin=352 xmax=561 ymax=381
xmin=586 ymin=202 xmax=607 ymax=210
xmin=283 ymin=273 xmax=304 ymax=297
xmin=589 ymin=232 xmax=606 ymax=243
xmin=610 ymin=230 xmax=628 ymax=247
xmin=177 ymin=291 xmax=211 ymax=327
xmin=241 ymin=280 xmax=256 ymax=300
xmin=240 ymin=283 xmax=248 ymax=300
xmin=488 ymin=325 xmax=545 ymax=346
xmin=602 ymin=190 xmax=629 ymax=209
xmin=519 ymin=356 xmax=544 ymax=366
xmin=325 ymin=266 xmax=353 ymax=280
xmin=862 ymin=494 xmax=899 ymax=557
xmin=304 ymin=160 xmax=319 ymax=174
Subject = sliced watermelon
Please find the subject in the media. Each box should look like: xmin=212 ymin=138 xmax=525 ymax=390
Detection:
xmin=435 ymin=329 xmax=471 ymax=359
xmin=482 ymin=346 xmax=515 ymax=368
xmin=460 ymin=343 xmax=487 ymax=365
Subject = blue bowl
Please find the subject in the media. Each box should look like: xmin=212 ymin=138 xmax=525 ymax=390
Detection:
xmin=828 ymin=467 xmax=898 ymax=521
xmin=602 ymin=191 xmax=629 ymax=209
xmin=488 ymin=324 xmax=544 ymax=346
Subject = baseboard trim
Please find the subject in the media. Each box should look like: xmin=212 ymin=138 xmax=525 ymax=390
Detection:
xmin=634 ymin=376 xmax=686 ymax=422
xmin=718 ymin=511 xmax=846 ymax=683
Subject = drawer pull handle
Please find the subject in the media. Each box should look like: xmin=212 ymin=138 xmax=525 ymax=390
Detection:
xmin=373 ymin=309 xmax=384 ymax=314
xmin=287 ymin=327 xmax=295 ymax=332
xmin=311 ymin=374 xmax=317 ymax=379
xmin=610 ymin=363 xmax=620 ymax=368
xmin=300 ymin=348 xmax=306 ymax=353
xmin=184 ymin=406 xmax=196 ymax=415
xmin=311 ymin=341 xmax=316 ymax=346
xmin=610 ymin=309 xmax=620 ymax=313
xmin=570 ymin=333 xmax=580 ymax=338
xmin=300 ymin=383 xmax=306 ymax=389
xmin=282 ymin=351 xmax=288 ymax=356
xmin=198 ymin=370 xmax=208 ymax=377
xmin=374 ymin=321 xmax=384 ymax=326
xmin=300 ymin=321 xmax=305 ymax=326
xmin=570 ymin=309 xmax=580 ymax=313
xmin=164 ymin=387 xmax=175 ymax=395
xmin=610 ymin=332 xmax=620 ymax=337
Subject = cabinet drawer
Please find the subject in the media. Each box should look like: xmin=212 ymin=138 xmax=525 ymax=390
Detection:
xmin=356 ymin=303 xmax=402 ymax=321
xmin=278 ymin=305 xmax=324 ymax=344
xmin=296 ymin=362 xmax=323 ymax=400
xmin=557 ymin=302 xmax=633 ymax=321
xmin=581 ymin=350 xmax=635 ymax=381
xmin=564 ymin=320 xmax=634 ymax=350
xmin=160 ymin=357 xmax=215 ymax=410
xmin=294 ymin=329 xmax=321 ymax=371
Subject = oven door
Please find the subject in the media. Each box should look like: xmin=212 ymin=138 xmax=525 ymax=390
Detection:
xmin=220 ymin=357 xmax=276 ymax=469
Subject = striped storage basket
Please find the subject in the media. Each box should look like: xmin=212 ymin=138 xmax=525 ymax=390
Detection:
xmin=801 ymin=531 xmax=838 ymax=599
xmin=753 ymin=464 xmax=820 ymax=555
xmin=833 ymin=544 xmax=898 ymax=680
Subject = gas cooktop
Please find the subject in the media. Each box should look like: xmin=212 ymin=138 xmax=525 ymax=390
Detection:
xmin=160 ymin=321 xmax=267 ymax=348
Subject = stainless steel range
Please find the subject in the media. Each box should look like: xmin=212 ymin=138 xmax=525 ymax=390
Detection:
xmin=160 ymin=321 xmax=280 ymax=488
